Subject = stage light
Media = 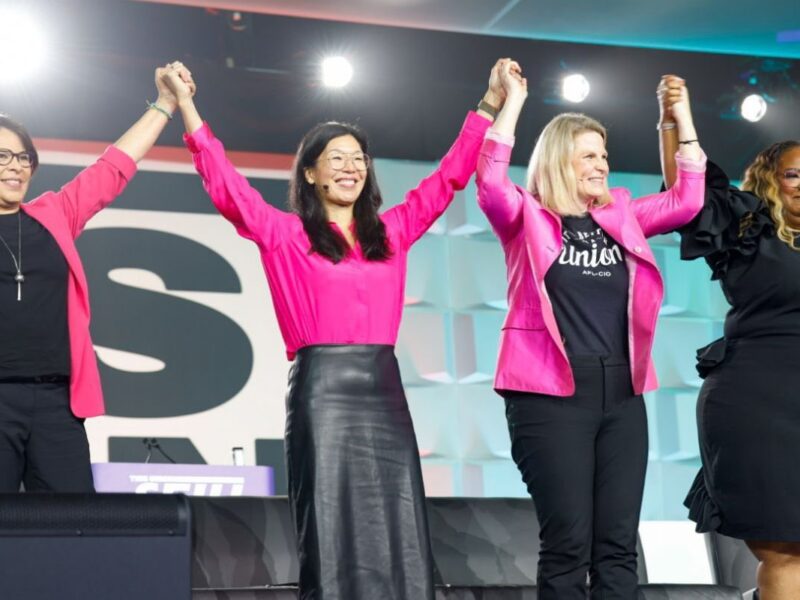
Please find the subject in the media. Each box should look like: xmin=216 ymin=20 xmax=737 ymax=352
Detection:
xmin=0 ymin=9 xmax=47 ymax=81
xmin=322 ymin=56 xmax=353 ymax=88
xmin=740 ymin=94 xmax=767 ymax=122
xmin=562 ymin=74 xmax=590 ymax=103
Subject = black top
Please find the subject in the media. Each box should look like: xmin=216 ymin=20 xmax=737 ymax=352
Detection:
xmin=0 ymin=211 xmax=70 ymax=378
xmin=545 ymin=214 xmax=629 ymax=357
xmin=680 ymin=161 xmax=800 ymax=340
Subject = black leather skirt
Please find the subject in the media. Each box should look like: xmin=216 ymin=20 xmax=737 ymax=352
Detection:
xmin=285 ymin=344 xmax=434 ymax=600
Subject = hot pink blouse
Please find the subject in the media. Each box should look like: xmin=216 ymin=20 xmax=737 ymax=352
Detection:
xmin=185 ymin=112 xmax=490 ymax=359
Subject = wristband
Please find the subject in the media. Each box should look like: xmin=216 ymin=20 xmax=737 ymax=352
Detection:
xmin=147 ymin=101 xmax=173 ymax=120
xmin=477 ymin=99 xmax=499 ymax=118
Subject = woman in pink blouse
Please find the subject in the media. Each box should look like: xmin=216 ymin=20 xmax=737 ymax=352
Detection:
xmin=162 ymin=61 xmax=511 ymax=599
xmin=476 ymin=63 xmax=706 ymax=599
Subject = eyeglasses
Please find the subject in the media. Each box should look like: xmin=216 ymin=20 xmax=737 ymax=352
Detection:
xmin=321 ymin=152 xmax=370 ymax=172
xmin=0 ymin=148 xmax=34 ymax=168
xmin=780 ymin=169 xmax=800 ymax=189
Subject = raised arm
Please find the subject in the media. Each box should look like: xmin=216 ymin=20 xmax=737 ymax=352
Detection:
xmin=633 ymin=75 xmax=707 ymax=236
xmin=657 ymin=75 xmax=681 ymax=188
xmin=382 ymin=59 xmax=508 ymax=248
xmin=54 ymin=62 xmax=192 ymax=236
xmin=658 ymin=74 xmax=702 ymax=187
xmin=112 ymin=61 xmax=194 ymax=161
xmin=476 ymin=60 xmax=528 ymax=244
xmin=162 ymin=66 xmax=288 ymax=248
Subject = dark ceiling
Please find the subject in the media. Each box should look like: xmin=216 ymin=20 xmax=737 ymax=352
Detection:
xmin=2 ymin=0 xmax=799 ymax=177
xmin=135 ymin=0 xmax=800 ymax=59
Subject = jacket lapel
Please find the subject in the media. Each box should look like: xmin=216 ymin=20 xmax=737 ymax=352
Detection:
xmin=589 ymin=189 xmax=659 ymax=269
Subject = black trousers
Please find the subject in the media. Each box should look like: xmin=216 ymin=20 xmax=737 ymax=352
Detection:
xmin=0 ymin=380 xmax=94 ymax=492
xmin=504 ymin=357 xmax=648 ymax=600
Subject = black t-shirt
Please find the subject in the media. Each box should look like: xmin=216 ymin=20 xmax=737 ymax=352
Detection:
xmin=544 ymin=214 xmax=629 ymax=357
xmin=0 ymin=211 xmax=70 ymax=377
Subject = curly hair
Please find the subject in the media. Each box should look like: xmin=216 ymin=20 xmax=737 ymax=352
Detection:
xmin=288 ymin=121 xmax=391 ymax=263
xmin=742 ymin=140 xmax=800 ymax=251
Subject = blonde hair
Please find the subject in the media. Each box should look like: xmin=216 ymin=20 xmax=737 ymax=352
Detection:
xmin=741 ymin=140 xmax=800 ymax=251
xmin=526 ymin=113 xmax=612 ymax=216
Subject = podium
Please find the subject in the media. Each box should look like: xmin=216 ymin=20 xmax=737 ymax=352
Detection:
xmin=92 ymin=463 xmax=275 ymax=496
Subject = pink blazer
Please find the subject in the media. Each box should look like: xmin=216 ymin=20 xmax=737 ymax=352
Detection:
xmin=476 ymin=138 xmax=706 ymax=396
xmin=20 ymin=147 xmax=137 ymax=417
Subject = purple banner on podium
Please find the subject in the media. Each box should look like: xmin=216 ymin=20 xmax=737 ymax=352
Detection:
xmin=92 ymin=463 xmax=275 ymax=496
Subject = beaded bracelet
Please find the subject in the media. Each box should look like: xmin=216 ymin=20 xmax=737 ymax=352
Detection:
xmin=147 ymin=101 xmax=173 ymax=120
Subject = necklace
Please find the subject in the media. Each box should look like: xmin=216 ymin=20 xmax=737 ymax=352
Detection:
xmin=0 ymin=211 xmax=24 ymax=301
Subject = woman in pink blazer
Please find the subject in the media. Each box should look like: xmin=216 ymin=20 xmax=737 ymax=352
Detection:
xmin=476 ymin=62 xmax=707 ymax=599
xmin=0 ymin=62 xmax=193 ymax=493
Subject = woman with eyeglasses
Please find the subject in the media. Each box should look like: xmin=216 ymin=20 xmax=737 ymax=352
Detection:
xmin=660 ymin=76 xmax=800 ymax=600
xmin=0 ymin=62 xmax=193 ymax=492
xmin=161 ymin=59 xmax=514 ymax=600
xmin=476 ymin=64 xmax=706 ymax=599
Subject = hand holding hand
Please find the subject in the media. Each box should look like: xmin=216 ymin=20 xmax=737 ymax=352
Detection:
xmin=155 ymin=61 xmax=196 ymax=112
xmin=657 ymin=74 xmax=686 ymax=126
xmin=669 ymin=84 xmax=693 ymax=128
xmin=499 ymin=59 xmax=527 ymax=102
xmin=486 ymin=58 xmax=510 ymax=108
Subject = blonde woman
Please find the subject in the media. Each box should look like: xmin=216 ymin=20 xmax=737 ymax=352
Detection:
xmin=661 ymin=76 xmax=800 ymax=600
xmin=476 ymin=62 xmax=706 ymax=599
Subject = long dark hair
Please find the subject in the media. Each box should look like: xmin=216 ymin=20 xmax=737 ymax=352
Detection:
xmin=289 ymin=121 xmax=391 ymax=263
xmin=0 ymin=114 xmax=39 ymax=172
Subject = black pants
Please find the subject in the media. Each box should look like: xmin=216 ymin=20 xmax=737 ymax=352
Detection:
xmin=0 ymin=380 xmax=94 ymax=492
xmin=504 ymin=357 xmax=648 ymax=600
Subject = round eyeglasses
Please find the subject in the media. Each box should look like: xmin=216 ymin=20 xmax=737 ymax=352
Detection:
xmin=0 ymin=149 xmax=34 ymax=168
xmin=321 ymin=152 xmax=370 ymax=172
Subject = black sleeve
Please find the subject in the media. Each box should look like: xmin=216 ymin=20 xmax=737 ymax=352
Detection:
xmin=677 ymin=160 xmax=769 ymax=279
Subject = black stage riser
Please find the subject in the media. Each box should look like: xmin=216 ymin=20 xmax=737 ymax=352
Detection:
xmin=192 ymin=585 xmax=742 ymax=599
xmin=0 ymin=493 xmax=191 ymax=600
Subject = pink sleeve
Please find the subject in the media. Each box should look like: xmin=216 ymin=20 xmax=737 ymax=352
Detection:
xmin=631 ymin=150 xmax=708 ymax=238
xmin=383 ymin=112 xmax=491 ymax=248
xmin=185 ymin=123 xmax=289 ymax=249
xmin=53 ymin=146 xmax=137 ymax=238
xmin=476 ymin=137 xmax=525 ymax=243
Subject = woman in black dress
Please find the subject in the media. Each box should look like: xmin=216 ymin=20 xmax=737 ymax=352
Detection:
xmin=660 ymin=75 xmax=800 ymax=600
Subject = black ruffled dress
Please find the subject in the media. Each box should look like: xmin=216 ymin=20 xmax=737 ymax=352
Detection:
xmin=681 ymin=162 xmax=800 ymax=541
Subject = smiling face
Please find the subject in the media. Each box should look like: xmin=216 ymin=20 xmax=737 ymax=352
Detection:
xmin=0 ymin=128 xmax=32 ymax=214
xmin=777 ymin=145 xmax=800 ymax=229
xmin=570 ymin=130 xmax=609 ymax=205
xmin=304 ymin=134 xmax=368 ymax=213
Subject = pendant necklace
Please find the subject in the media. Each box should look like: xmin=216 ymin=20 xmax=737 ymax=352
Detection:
xmin=0 ymin=211 xmax=24 ymax=301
